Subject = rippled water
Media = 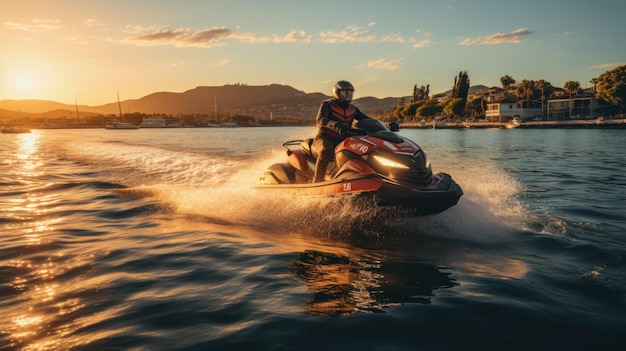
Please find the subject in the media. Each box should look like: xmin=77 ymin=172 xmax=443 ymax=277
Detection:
xmin=1 ymin=127 xmax=625 ymax=350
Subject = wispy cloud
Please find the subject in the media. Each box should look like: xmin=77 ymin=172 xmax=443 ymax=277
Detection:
xmin=4 ymin=18 xmax=62 ymax=33
xmin=86 ymin=18 xmax=107 ymax=30
xmin=157 ymin=60 xmax=195 ymax=67
xmin=215 ymin=59 xmax=232 ymax=65
xmin=588 ymin=62 xmax=626 ymax=69
xmin=459 ymin=28 xmax=533 ymax=46
xmin=366 ymin=58 xmax=404 ymax=71
xmin=126 ymin=26 xmax=311 ymax=47
xmin=319 ymin=25 xmax=405 ymax=44
xmin=232 ymin=29 xmax=311 ymax=43
xmin=412 ymin=39 xmax=432 ymax=49
xmin=126 ymin=26 xmax=233 ymax=47
xmin=355 ymin=77 xmax=378 ymax=88
xmin=274 ymin=30 xmax=311 ymax=43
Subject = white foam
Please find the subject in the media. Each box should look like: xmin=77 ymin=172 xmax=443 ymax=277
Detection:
xmin=64 ymin=137 xmax=532 ymax=241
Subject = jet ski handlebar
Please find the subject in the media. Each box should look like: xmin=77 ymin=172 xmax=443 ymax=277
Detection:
xmin=347 ymin=128 xmax=369 ymax=136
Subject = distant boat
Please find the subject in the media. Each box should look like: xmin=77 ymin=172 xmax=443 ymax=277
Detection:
xmin=105 ymin=121 xmax=139 ymax=129
xmin=106 ymin=91 xmax=139 ymax=130
xmin=2 ymin=126 xmax=31 ymax=133
xmin=2 ymin=110 xmax=31 ymax=133
xmin=505 ymin=117 xmax=522 ymax=129
xmin=41 ymin=121 xmax=67 ymax=129
xmin=140 ymin=116 xmax=167 ymax=128
xmin=208 ymin=122 xmax=238 ymax=128
xmin=220 ymin=122 xmax=238 ymax=128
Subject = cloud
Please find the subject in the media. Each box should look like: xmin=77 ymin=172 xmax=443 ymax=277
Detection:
xmin=588 ymin=62 xmax=626 ymax=70
xmin=320 ymin=25 xmax=405 ymax=44
xmin=274 ymin=30 xmax=311 ymax=43
xmin=232 ymin=29 xmax=311 ymax=43
xmin=157 ymin=60 xmax=195 ymax=67
xmin=367 ymin=58 xmax=403 ymax=71
xmin=4 ymin=18 xmax=62 ymax=33
xmin=127 ymin=26 xmax=232 ymax=47
xmin=126 ymin=26 xmax=311 ymax=47
xmin=459 ymin=28 xmax=533 ymax=46
xmin=412 ymin=39 xmax=432 ymax=49
xmin=86 ymin=18 xmax=106 ymax=29
xmin=216 ymin=59 xmax=232 ymax=65
xmin=355 ymin=78 xmax=377 ymax=88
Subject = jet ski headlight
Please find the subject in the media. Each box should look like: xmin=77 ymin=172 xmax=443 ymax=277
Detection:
xmin=372 ymin=155 xmax=410 ymax=169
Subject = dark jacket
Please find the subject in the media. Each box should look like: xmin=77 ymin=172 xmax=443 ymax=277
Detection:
xmin=316 ymin=99 xmax=371 ymax=140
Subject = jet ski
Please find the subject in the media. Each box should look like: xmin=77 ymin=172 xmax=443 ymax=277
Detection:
xmin=256 ymin=119 xmax=462 ymax=216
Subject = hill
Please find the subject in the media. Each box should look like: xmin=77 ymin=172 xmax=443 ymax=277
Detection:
xmin=440 ymin=84 xmax=489 ymax=97
xmin=0 ymin=83 xmax=489 ymax=120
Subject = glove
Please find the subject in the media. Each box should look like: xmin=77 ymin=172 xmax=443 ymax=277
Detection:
xmin=334 ymin=122 xmax=350 ymax=135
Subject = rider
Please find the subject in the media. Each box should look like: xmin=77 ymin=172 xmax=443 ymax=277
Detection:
xmin=312 ymin=80 xmax=372 ymax=182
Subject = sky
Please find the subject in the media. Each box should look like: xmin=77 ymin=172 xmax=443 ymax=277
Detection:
xmin=1 ymin=0 xmax=625 ymax=106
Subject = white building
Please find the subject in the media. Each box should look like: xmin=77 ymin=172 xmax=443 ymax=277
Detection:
xmin=485 ymin=98 xmax=542 ymax=122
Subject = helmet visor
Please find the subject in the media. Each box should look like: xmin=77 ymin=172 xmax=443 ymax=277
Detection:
xmin=338 ymin=90 xmax=353 ymax=101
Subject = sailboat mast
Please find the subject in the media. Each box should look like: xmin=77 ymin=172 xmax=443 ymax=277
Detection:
xmin=117 ymin=90 xmax=124 ymax=121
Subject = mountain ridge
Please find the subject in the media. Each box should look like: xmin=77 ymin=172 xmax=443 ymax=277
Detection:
xmin=0 ymin=83 xmax=490 ymax=119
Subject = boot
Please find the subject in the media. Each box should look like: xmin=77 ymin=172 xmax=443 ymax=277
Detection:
xmin=312 ymin=158 xmax=329 ymax=183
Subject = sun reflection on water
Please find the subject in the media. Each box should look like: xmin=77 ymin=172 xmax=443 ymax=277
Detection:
xmin=14 ymin=132 xmax=45 ymax=175
xmin=1 ymin=131 xmax=90 ymax=350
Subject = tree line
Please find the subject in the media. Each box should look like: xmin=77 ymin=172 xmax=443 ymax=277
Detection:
xmin=389 ymin=64 xmax=626 ymax=123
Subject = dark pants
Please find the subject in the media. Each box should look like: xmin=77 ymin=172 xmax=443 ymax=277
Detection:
xmin=312 ymin=134 xmax=340 ymax=182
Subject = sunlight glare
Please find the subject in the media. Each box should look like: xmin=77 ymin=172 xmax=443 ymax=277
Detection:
xmin=13 ymin=72 xmax=38 ymax=92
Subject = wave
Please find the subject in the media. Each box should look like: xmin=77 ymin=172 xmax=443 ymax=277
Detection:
xmin=59 ymin=137 xmax=543 ymax=246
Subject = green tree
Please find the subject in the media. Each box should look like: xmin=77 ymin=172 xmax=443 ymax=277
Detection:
xmin=412 ymin=84 xmax=430 ymax=102
xmin=563 ymin=81 xmax=581 ymax=119
xmin=466 ymin=96 xmax=485 ymax=118
xmin=391 ymin=101 xmax=424 ymax=122
xmin=563 ymin=80 xmax=580 ymax=98
xmin=517 ymin=79 xmax=535 ymax=105
xmin=443 ymin=98 xmax=465 ymax=119
xmin=451 ymin=71 xmax=470 ymax=118
xmin=452 ymin=71 xmax=470 ymax=100
xmin=416 ymin=99 xmax=442 ymax=120
xmin=589 ymin=77 xmax=599 ymax=93
xmin=595 ymin=64 xmax=626 ymax=114
xmin=500 ymin=75 xmax=516 ymax=94
xmin=534 ymin=79 xmax=550 ymax=118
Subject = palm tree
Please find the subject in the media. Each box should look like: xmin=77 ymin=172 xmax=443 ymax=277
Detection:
xmin=563 ymin=80 xmax=580 ymax=98
xmin=517 ymin=79 xmax=535 ymax=105
xmin=590 ymin=78 xmax=598 ymax=93
xmin=500 ymin=75 xmax=516 ymax=95
xmin=563 ymin=81 xmax=581 ymax=118
xmin=534 ymin=79 xmax=549 ymax=119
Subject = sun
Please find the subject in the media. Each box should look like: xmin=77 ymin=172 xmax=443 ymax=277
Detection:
xmin=14 ymin=73 xmax=37 ymax=92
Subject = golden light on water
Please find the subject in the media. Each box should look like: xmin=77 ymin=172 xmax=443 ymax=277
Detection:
xmin=1 ymin=131 xmax=85 ymax=349
xmin=16 ymin=132 xmax=44 ymax=175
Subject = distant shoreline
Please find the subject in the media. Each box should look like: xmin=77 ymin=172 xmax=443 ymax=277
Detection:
xmin=13 ymin=118 xmax=626 ymax=130
xmin=401 ymin=119 xmax=626 ymax=129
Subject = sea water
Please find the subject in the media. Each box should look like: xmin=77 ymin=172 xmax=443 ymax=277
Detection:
xmin=1 ymin=127 xmax=625 ymax=350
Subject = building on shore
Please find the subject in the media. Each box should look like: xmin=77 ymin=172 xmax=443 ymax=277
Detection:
xmin=485 ymin=97 xmax=542 ymax=122
xmin=546 ymin=94 xmax=611 ymax=121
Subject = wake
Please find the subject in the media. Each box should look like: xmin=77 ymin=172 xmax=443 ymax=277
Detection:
xmin=64 ymin=137 xmax=532 ymax=243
